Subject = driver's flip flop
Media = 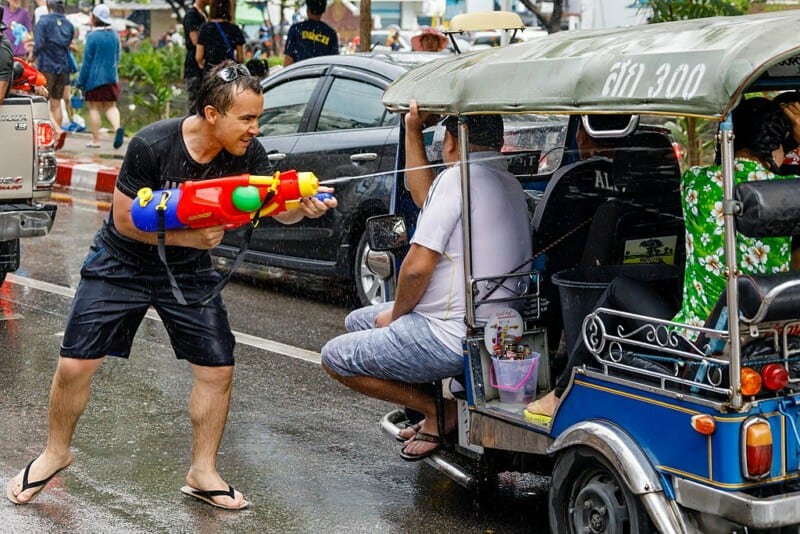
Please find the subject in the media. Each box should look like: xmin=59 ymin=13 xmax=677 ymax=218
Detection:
xmin=6 ymin=459 xmax=66 ymax=505
xmin=180 ymin=484 xmax=250 ymax=510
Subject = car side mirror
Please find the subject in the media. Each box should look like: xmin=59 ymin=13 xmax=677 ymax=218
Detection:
xmin=367 ymin=214 xmax=408 ymax=251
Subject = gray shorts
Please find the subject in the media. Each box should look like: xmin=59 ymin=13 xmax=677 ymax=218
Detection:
xmin=321 ymin=302 xmax=463 ymax=383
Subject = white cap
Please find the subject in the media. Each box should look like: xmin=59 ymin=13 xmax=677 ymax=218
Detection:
xmin=92 ymin=3 xmax=112 ymax=25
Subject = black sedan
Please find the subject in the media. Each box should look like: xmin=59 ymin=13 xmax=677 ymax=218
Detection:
xmin=213 ymin=53 xmax=437 ymax=306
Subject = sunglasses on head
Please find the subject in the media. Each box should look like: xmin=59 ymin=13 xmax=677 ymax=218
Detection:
xmin=216 ymin=64 xmax=252 ymax=83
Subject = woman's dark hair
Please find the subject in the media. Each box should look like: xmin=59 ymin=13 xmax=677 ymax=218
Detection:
xmin=194 ymin=60 xmax=262 ymax=117
xmin=715 ymin=96 xmax=790 ymax=171
xmin=209 ymin=0 xmax=232 ymax=21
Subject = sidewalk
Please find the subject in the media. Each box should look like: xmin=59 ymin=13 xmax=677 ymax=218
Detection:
xmin=56 ymin=129 xmax=126 ymax=194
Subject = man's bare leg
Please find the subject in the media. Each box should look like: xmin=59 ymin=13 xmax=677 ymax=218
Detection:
xmin=184 ymin=364 xmax=247 ymax=508
xmin=323 ymin=367 xmax=457 ymax=456
xmin=7 ymin=357 xmax=104 ymax=503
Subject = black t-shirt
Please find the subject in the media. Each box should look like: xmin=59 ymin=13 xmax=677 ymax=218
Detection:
xmin=0 ymin=34 xmax=12 ymax=98
xmin=284 ymin=19 xmax=339 ymax=63
xmin=182 ymin=6 xmax=205 ymax=81
xmin=100 ymin=117 xmax=272 ymax=271
xmin=197 ymin=21 xmax=245 ymax=71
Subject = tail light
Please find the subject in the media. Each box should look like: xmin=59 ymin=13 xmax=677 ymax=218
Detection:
xmin=741 ymin=417 xmax=772 ymax=479
xmin=33 ymin=119 xmax=57 ymax=190
xmin=741 ymin=367 xmax=762 ymax=396
xmin=672 ymin=141 xmax=684 ymax=161
xmin=761 ymin=363 xmax=789 ymax=392
xmin=36 ymin=119 xmax=54 ymax=147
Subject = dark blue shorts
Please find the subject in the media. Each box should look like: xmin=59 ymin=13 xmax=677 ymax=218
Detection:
xmin=60 ymin=246 xmax=236 ymax=366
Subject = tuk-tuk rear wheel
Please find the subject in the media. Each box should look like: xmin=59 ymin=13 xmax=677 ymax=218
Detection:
xmin=549 ymin=446 xmax=652 ymax=534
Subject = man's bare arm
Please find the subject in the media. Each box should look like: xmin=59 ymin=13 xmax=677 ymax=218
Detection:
xmin=404 ymin=100 xmax=436 ymax=207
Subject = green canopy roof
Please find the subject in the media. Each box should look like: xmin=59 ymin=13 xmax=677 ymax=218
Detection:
xmin=382 ymin=12 xmax=800 ymax=119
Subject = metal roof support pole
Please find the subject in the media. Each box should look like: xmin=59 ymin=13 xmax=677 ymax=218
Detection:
xmin=720 ymin=116 xmax=742 ymax=409
xmin=458 ymin=117 xmax=476 ymax=329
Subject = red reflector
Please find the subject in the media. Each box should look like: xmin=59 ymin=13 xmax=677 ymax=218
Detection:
xmin=761 ymin=363 xmax=789 ymax=391
xmin=37 ymin=121 xmax=54 ymax=146
xmin=747 ymin=444 xmax=772 ymax=477
xmin=672 ymin=141 xmax=684 ymax=161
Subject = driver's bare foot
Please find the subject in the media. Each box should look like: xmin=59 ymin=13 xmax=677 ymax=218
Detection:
xmin=7 ymin=453 xmax=72 ymax=504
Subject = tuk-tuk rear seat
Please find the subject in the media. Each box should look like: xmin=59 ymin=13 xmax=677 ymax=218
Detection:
xmin=575 ymin=178 xmax=800 ymax=397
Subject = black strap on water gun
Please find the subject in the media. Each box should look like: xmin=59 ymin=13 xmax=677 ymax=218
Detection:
xmin=154 ymin=187 xmax=277 ymax=307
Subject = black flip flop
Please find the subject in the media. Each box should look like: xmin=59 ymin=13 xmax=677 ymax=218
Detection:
xmin=399 ymin=431 xmax=441 ymax=461
xmin=6 ymin=459 xmax=67 ymax=504
xmin=180 ymin=484 xmax=250 ymax=510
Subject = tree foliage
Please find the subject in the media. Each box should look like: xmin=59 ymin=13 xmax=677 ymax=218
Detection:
xmin=645 ymin=0 xmax=747 ymax=23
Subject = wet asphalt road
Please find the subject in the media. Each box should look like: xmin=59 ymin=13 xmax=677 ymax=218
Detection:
xmin=0 ymin=188 xmax=549 ymax=533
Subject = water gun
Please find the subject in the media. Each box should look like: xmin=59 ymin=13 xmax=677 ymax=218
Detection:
xmin=11 ymin=58 xmax=46 ymax=93
xmin=131 ymin=170 xmax=331 ymax=232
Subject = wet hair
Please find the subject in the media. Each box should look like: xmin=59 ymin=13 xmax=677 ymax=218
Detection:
xmin=307 ymin=0 xmax=327 ymax=16
xmin=443 ymin=114 xmax=504 ymax=150
xmin=194 ymin=60 xmax=262 ymax=118
xmin=721 ymin=96 xmax=791 ymax=172
xmin=209 ymin=0 xmax=232 ymax=21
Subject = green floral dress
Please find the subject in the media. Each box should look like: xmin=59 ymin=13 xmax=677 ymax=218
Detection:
xmin=672 ymin=160 xmax=792 ymax=340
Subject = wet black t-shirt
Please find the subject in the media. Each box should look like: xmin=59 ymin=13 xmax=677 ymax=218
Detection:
xmin=99 ymin=117 xmax=271 ymax=271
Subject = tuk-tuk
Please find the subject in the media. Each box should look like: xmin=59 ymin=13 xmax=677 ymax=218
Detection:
xmin=368 ymin=12 xmax=800 ymax=533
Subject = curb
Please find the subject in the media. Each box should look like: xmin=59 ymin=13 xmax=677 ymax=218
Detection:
xmin=56 ymin=159 xmax=119 ymax=194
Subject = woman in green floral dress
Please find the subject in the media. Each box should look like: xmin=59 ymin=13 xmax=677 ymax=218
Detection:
xmin=673 ymin=97 xmax=798 ymax=340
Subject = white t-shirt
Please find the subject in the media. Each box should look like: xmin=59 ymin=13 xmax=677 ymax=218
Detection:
xmin=34 ymin=5 xmax=48 ymax=24
xmin=410 ymin=152 xmax=532 ymax=353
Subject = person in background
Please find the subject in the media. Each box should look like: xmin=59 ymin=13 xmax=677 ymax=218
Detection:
xmin=526 ymin=97 xmax=800 ymax=420
xmin=182 ymin=0 xmax=207 ymax=114
xmin=411 ymin=27 xmax=447 ymax=52
xmin=32 ymin=0 xmax=46 ymax=24
xmin=322 ymin=113 xmax=531 ymax=461
xmin=75 ymin=3 xmax=123 ymax=149
xmin=196 ymin=0 xmax=245 ymax=73
xmin=0 ymin=7 xmax=12 ymax=105
xmin=3 ymin=0 xmax=31 ymax=58
xmin=32 ymin=0 xmax=73 ymax=150
xmin=283 ymin=0 xmax=337 ymax=66
xmin=5 ymin=60 xmax=337 ymax=509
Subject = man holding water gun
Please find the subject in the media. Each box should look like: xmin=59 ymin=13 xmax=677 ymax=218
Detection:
xmin=7 ymin=60 xmax=336 ymax=510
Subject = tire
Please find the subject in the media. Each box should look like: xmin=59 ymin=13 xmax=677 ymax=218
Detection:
xmin=354 ymin=229 xmax=387 ymax=306
xmin=549 ymin=446 xmax=653 ymax=534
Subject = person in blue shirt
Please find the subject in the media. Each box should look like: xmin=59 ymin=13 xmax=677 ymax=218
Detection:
xmin=75 ymin=4 xmax=124 ymax=149
xmin=32 ymin=0 xmax=74 ymax=149
xmin=283 ymin=0 xmax=338 ymax=66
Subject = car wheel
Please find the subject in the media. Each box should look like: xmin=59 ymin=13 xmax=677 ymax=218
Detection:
xmin=354 ymin=229 xmax=387 ymax=306
xmin=549 ymin=446 xmax=653 ymax=534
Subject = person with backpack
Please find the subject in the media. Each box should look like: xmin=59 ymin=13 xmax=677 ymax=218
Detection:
xmin=195 ymin=0 xmax=244 ymax=74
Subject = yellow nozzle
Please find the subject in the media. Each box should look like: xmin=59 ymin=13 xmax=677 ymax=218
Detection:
xmin=297 ymin=172 xmax=319 ymax=198
xmin=136 ymin=188 xmax=153 ymax=207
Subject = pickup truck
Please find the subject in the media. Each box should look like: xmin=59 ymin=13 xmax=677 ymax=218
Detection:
xmin=0 ymin=94 xmax=58 ymax=285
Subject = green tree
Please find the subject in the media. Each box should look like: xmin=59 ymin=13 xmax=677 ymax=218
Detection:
xmin=119 ymin=42 xmax=185 ymax=122
xmin=643 ymin=0 xmax=749 ymax=166
xmin=646 ymin=0 xmax=747 ymax=22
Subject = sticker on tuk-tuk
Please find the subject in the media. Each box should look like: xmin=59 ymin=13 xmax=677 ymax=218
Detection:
xmin=622 ymin=235 xmax=677 ymax=264
xmin=484 ymin=308 xmax=524 ymax=354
